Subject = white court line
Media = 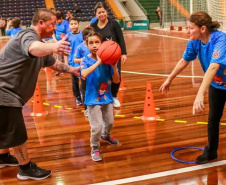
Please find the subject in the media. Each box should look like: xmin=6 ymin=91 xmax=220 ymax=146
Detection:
xmin=89 ymin=160 xmax=226 ymax=185
xmin=122 ymin=70 xmax=203 ymax=79
xmin=123 ymin=32 xmax=197 ymax=79
xmin=133 ymin=31 xmax=190 ymax=41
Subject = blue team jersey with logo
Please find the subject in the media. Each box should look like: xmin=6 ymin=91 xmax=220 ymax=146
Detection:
xmin=55 ymin=20 xmax=69 ymax=41
xmin=75 ymin=42 xmax=90 ymax=59
xmin=6 ymin=28 xmax=23 ymax=38
xmin=67 ymin=31 xmax=83 ymax=67
xmin=81 ymin=55 xmax=114 ymax=106
xmin=183 ymin=30 xmax=226 ymax=90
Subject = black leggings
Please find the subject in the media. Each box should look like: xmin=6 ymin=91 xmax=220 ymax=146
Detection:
xmin=0 ymin=28 xmax=5 ymax=36
xmin=111 ymin=59 xmax=121 ymax=97
xmin=81 ymin=78 xmax=87 ymax=109
xmin=208 ymin=85 xmax=226 ymax=152
xmin=71 ymin=75 xmax=80 ymax=98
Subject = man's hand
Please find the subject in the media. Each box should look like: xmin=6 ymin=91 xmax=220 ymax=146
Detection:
xmin=54 ymin=35 xmax=71 ymax=56
xmin=72 ymin=66 xmax=81 ymax=77
xmin=54 ymin=41 xmax=71 ymax=56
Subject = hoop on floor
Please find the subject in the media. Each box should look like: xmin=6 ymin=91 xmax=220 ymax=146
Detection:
xmin=171 ymin=146 xmax=204 ymax=164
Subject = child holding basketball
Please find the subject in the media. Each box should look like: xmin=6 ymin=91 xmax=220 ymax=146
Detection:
xmin=74 ymin=27 xmax=94 ymax=116
xmin=81 ymin=33 xmax=120 ymax=162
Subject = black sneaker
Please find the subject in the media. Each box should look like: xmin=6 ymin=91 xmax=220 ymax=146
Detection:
xmin=17 ymin=162 xmax=52 ymax=180
xmin=0 ymin=153 xmax=19 ymax=168
xmin=101 ymin=136 xmax=119 ymax=145
xmin=196 ymin=146 xmax=218 ymax=164
xmin=76 ymin=97 xmax=82 ymax=106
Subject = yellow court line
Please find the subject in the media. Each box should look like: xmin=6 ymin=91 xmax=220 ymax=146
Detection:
xmin=175 ymin=120 xmax=187 ymax=123
xmin=156 ymin=119 xmax=165 ymax=122
xmin=115 ymin=115 xmax=125 ymax=117
xmin=30 ymin=100 xmax=222 ymax=127
xmin=54 ymin=105 xmax=62 ymax=108
xmin=197 ymin=122 xmax=208 ymax=125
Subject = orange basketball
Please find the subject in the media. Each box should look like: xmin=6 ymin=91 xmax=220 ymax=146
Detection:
xmin=98 ymin=41 xmax=121 ymax=65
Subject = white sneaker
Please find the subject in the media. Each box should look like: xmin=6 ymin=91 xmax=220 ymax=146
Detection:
xmin=113 ymin=97 xmax=121 ymax=108
xmin=84 ymin=109 xmax=88 ymax=117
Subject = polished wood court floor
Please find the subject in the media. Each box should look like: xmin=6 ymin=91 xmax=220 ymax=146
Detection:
xmin=0 ymin=29 xmax=226 ymax=185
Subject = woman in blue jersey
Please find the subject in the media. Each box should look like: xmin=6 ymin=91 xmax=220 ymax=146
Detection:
xmin=160 ymin=11 xmax=226 ymax=164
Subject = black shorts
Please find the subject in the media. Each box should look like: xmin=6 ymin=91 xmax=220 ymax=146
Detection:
xmin=0 ymin=106 xmax=28 ymax=149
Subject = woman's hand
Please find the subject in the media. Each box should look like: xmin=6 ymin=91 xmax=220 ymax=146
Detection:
xmin=121 ymin=54 xmax=127 ymax=64
xmin=193 ymin=93 xmax=205 ymax=115
xmin=159 ymin=79 xmax=171 ymax=94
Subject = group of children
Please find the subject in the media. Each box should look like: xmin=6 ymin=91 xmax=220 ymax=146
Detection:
xmin=3 ymin=11 xmax=120 ymax=162
xmin=55 ymin=16 xmax=120 ymax=161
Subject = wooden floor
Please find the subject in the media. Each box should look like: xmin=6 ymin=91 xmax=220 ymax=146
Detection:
xmin=0 ymin=29 xmax=226 ymax=185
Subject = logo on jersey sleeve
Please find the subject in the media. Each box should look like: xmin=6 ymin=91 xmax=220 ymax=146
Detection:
xmin=214 ymin=76 xmax=223 ymax=86
xmin=213 ymin=50 xmax=220 ymax=59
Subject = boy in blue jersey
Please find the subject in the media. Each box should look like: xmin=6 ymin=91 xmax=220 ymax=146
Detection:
xmin=81 ymin=33 xmax=120 ymax=162
xmin=64 ymin=17 xmax=83 ymax=105
xmin=6 ymin=18 xmax=22 ymax=38
xmin=74 ymin=27 xmax=94 ymax=115
xmin=53 ymin=12 xmax=69 ymax=75
xmin=53 ymin=12 xmax=69 ymax=42
xmin=160 ymin=11 xmax=226 ymax=164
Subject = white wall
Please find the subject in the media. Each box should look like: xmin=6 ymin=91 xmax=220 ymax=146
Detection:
xmin=123 ymin=0 xmax=147 ymax=20
xmin=113 ymin=0 xmax=131 ymax=21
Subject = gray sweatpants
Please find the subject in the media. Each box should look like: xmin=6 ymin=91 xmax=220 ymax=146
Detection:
xmin=88 ymin=103 xmax=114 ymax=148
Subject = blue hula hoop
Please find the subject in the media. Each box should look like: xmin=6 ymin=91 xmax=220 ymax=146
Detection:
xmin=171 ymin=146 xmax=204 ymax=164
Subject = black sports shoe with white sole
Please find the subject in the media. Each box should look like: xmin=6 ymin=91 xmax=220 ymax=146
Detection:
xmin=17 ymin=162 xmax=51 ymax=180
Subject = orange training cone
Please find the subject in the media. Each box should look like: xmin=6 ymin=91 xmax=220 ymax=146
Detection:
xmin=141 ymin=82 xmax=159 ymax=121
xmin=30 ymin=83 xmax=48 ymax=117
xmin=119 ymin=74 xmax=126 ymax=91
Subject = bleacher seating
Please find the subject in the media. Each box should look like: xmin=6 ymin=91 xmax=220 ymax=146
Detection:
xmin=0 ymin=0 xmax=115 ymax=26
xmin=54 ymin=0 xmax=115 ymax=22
xmin=0 ymin=0 xmax=46 ymax=26
xmin=137 ymin=0 xmax=160 ymax=23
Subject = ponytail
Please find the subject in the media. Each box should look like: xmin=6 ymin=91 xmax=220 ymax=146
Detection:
xmin=188 ymin=11 xmax=221 ymax=32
